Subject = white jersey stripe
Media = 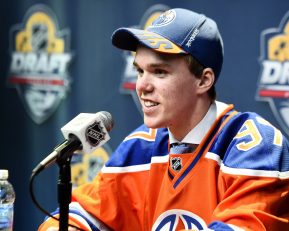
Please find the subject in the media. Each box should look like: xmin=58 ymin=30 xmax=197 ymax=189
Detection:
xmin=221 ymin=163 xmax=289 ymax=179
xmin=205 ymin=152 xmax=222 ymax=165
xmin=206 ymin=152 xmax=289 ymax=179
xmin=101 ymin=155 xmax=169 ymax=174
xmin=101 ymin=163 xmax=151 ymax=173
xmin=228 ymin=223 xmax=245 ymax=231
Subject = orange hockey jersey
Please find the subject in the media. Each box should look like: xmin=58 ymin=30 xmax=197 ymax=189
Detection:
xmin=39 ymin=103 xmax=289 ymax=231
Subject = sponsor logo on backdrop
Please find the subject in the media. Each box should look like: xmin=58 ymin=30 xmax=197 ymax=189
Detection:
xmin=256 ymin=11 xmax=289 ymax=137
xmin=7 ymin=4 xmax=73 ymax=124
xmin=120 ymin=4 xmax=170 ymax=112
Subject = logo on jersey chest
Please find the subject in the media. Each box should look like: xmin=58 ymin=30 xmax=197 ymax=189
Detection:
xmin=256 ymin=11 xmax=289 ymax=137
xmin=152 ymin=209 xmax=207 ymax=231
xmin=170 ymin=157 xmax=183 ymax=172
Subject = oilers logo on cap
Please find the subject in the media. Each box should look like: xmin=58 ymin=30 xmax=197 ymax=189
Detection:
xmin=112 ymin=8 xmax=224 ymax=80
xmin=149 ymin=9 xmax=176 ymax=27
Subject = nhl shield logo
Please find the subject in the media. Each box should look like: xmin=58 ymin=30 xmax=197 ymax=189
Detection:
xmin=170 ymin=157 xmax=182 ymax=172
xmin=256 ymin=11 xmax=289 ymax=137
xmin=120 ymin=4 xmax=170 ymax=113
xmin=7 ymin=4 xmax=73 ymax=124
xmin=85 ymin=122 xmax=105 ymax=147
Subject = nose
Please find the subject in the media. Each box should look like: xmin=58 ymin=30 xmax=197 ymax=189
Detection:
xmin=136 ymin=72 xmax=154 ymax=95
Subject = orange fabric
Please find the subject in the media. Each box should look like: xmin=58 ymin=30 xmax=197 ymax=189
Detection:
xmin=38 ymin=104 xmax=289 ymax=230
xmin=68 ymin=160 xmax=289 ymax=230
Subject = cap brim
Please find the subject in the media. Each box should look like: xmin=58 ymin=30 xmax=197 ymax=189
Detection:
xmin=111 ymin=27 xmax=186 ymax=54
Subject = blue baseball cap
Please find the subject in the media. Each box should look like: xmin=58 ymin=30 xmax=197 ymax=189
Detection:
xmin=111 ymin=8 xmax=224 ymax=81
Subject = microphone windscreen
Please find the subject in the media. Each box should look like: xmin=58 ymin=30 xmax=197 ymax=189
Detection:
xmin=97 ymin=111 xmax=114 ymax=132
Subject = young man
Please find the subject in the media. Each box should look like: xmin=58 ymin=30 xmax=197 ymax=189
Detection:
xmin=40 ymin=8 xmax=289 ymax=231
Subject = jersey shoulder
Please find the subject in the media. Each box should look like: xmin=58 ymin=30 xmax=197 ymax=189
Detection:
xmin=105 ymin=124 xmax=169 ymax=167
xmin=210 ymin=111 xmax=289 ymax=173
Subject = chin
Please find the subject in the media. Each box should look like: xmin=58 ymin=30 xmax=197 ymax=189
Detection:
xmin=144 ymin=118 xmax=165 ymax=129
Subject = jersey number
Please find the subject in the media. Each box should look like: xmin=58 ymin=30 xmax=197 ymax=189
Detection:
xmin=234 ymin=118 xmax=282 ymax=151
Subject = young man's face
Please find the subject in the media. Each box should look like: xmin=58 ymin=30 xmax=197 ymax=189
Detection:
xmin=134 ymin=46 xmax=202 ymax=136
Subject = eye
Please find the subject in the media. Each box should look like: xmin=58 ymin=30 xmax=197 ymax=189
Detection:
xmin=135 ymin=67 xmax=144 ymax=77
xmin=154 ymin=69 xmax=167 ymax=76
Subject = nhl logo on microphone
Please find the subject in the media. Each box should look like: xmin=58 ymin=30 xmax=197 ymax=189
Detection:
xmin=85 ymin=122 xmax=106 ymax=147
xmin=61 ymin=113 xmax=111 ymax=154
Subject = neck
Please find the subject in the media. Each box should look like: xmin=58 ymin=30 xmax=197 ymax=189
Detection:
xmin=169 ymin=98 xmax=212 ymax=141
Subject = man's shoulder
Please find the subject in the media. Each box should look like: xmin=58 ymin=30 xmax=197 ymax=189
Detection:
xmin=105 ymin=124 xmax=169 ymax=168
xmin=213 ymin=110 xmax=289 ymax=173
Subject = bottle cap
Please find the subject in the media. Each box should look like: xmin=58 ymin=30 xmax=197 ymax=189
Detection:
xmin=0 ymin=170 xmax=9 ymax=180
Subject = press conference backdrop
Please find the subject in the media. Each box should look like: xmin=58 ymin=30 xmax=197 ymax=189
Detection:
xmin=0 ymin=0 xmax=289 ymax=229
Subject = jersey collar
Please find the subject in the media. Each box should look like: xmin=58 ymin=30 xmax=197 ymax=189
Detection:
xmin=169 ymin=101 xmax=229 ymax=145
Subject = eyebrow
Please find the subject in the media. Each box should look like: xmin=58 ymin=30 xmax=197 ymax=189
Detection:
xmin=133 ymin=61 xmax=171 ymax=69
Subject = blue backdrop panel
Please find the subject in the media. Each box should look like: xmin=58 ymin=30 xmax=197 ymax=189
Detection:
xmin=0 ymin=0 xmax=288 ymax=230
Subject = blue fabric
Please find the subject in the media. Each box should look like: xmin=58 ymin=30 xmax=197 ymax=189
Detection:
xmin=208 ymin=221 xmax=234 ymax=230
xmin=105 ymin=125 xmax=169 ymax=167
xmin=111 ymin=8 xmax=223 ymax=80
xmin=169 ymin=143 xmax=196 ymax=154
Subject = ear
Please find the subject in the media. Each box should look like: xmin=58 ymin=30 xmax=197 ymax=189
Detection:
xmin=196 ymin=68 xmax=215 ymax=94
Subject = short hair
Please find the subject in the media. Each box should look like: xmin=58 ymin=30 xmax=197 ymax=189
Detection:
xmin=184 ymin=55 xmax=216 ymax=100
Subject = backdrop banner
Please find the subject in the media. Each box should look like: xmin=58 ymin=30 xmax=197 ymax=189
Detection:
xmin=0 ymin=1 xmax=288 ymax=229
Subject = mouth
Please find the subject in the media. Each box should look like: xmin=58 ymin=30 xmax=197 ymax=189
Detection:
xmin=143 ymin=99 xmax=159 ymax=108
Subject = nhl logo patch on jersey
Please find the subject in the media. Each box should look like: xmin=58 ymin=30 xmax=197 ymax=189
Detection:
xmin=170 ymin=157 xmax=182 ymax=172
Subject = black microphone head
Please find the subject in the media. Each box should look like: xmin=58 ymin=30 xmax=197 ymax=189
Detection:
xmin=97 ymin=111 xmax=114 ymax=132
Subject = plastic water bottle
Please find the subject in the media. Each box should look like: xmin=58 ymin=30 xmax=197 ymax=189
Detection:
xmin=0 ymin=170 xmax=15 ymax=231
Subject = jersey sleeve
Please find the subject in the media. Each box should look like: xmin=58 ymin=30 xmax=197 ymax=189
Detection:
xmin=207 ymin=112 xmax=289 ymax=230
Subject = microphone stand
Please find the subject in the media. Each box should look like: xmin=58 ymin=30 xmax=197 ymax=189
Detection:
xmin=55 ymin=136 xmax=81 ymax=231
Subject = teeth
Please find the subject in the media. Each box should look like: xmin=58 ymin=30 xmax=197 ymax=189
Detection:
xmin=144 ymin=100 xmax=158 ymax=107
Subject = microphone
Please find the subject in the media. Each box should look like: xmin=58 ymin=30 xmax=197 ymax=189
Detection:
xmin=32 ymin=111 xmax=114 ymax=175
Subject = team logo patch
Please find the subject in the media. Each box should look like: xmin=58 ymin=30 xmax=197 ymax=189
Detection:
xmin=149 ymin=9 xmax=176 ymax=28
xmin=7 ymin=4 xmax=73 ymax=124
xmin=170 ymin=157 xmax=182 ymax=172
xmin=85 ymin=122 xmax=106 ymax=147
xmin=120 ymin=4 xmax=170 ymax=113
xmin=152 ymin=209 xmax=207 ymax=231
xmin=256 ymin=11 xmax=289 ymax=136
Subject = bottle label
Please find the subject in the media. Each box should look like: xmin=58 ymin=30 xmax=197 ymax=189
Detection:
xmin=0 ymin=204 xmax=13 ymax=230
